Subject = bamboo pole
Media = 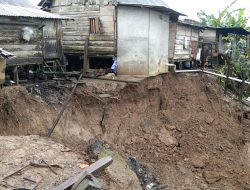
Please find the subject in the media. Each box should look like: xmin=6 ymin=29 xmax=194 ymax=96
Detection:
xmin=47 ymin=74 xmax=83 ymax=138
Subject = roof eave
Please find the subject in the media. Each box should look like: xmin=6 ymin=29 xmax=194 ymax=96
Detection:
xmin=116 ymin=3 xmax=186 ymax=17
xmin=178 ymin=21 xmax=205 ymax=29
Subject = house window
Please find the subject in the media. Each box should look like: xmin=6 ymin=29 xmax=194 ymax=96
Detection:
xmin=89 ymin=18 xmax=100 ymax=34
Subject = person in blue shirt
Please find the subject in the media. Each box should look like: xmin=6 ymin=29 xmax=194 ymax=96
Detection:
xmin=111 ymin=57 xmax=118 ymax=75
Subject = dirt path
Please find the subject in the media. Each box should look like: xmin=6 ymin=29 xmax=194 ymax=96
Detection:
xmin=0 ymin=136 xmax=85 ymax=189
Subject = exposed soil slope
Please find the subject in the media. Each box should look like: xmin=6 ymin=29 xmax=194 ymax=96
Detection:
xmin=0 ymin=73 xmax=249 ymax=189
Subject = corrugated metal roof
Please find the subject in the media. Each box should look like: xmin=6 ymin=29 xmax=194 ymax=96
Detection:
xmin=116 ymin=0 xmax=185 ymax=16
xmin=0 ymin=0 xmax=34 ymax=7
xmin=216 ymin=27 xmax=250 ymax=36
xmin=0 ymin=48 xmax=15 ymax=59
xmin=116 ymin=0 xmax=169 ymax=8
xmin=0 ymin=0 xmax=67 ymax=19
xmin=178 ymin=20 xmax=205 ymax=29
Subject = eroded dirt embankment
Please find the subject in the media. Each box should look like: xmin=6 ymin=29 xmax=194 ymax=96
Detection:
xmin=0 ymin=73 xmax=250 ymax=190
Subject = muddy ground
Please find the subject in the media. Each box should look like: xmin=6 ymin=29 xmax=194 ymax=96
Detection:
xmin=0 ymin=73 xmax=249 ymax=189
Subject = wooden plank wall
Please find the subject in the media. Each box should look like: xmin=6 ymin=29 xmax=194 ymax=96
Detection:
xmin=168 ymin=21 xmax=177 ymax=60
xmin=43 ymin=19 xmax=64 ymax=60
xmin=51 ymin=0 xmax=115 ymax=57
xmin=201 ymin=29 xmax=217 ymax=43
xmin=173 ymin=23 xmax=199 ymax=61
xmin=0 ymin=17 xmax=43 ymax=65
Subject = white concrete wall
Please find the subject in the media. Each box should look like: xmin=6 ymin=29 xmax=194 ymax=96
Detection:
xmin=117 ymin=6 xmax=169 ymax=75
xmin=149 ymin=10 xmax=169 ymax=75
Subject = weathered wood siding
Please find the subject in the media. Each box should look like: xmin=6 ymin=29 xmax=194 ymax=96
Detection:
xmin=168 ymin=21 xmax=177 ymax=60
xmin=0 ymin=17 xmax=43 ymax=65
xmin=43 ymin=19 xmax=63 ymax=60
xmin=0 ymin=17 xmax=63 ymax=66
xmin=0 ymin=59 xmax=6 ymax=84
xmin=51 ymin=0 xmax=115 ymax=57
xmin=201 ymin=29 xmax=217 ymax=43
xmin=170 ymin=23 xmax=200 ymax=61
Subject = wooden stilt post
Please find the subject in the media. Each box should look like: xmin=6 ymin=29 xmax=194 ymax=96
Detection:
xmin=223 ymin=54 xmax=231 ymax=95
xmin=13 ymin=65 xmax=19 ymax=85
xmin=83 ymin=37 xmax=89 ymax=75
xmin=238 ymin=74 xmax=246 ymax=103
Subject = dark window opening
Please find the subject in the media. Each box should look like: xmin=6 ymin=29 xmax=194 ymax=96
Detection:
xmin=89 ymin=57 xmax=113 ymax=71
xmin=5 ymin=64 xmax=42 ymax=83
xmin=66 ymin=54 xmax=82 ymax=72
xmin=89 ymin=18 xmax=100 ymax=34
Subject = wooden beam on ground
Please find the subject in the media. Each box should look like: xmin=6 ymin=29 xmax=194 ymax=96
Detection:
xmin=53 ymin=156 xmax=113 ymax=190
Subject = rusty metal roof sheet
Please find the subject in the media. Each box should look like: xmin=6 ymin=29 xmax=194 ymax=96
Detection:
xmin=0 ymin=0 xmax=67 ymax=19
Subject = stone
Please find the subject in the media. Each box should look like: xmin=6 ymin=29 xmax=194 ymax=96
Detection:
xmin=158 ymin=128 xmax=178 ymax=146
xmin=203 ymin=171 xmax=226 ymax=184
xmin=190 ymin=154 xmax=208 ymax=168
xmin=205 ymin=116 xmax=215 ymax=125
xmin=166 ymin=125 xmax=176 ymax=130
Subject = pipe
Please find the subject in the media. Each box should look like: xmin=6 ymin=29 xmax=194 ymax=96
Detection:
xmin=203 ymin=70 xmax=250 ymax=85
xmin=173 ymin=69 xmax=250 ymax=85
xmin=166 ymin=63 xmax=176 ymax=71
xmin=175 ymin=69 xmax=201 ymax=73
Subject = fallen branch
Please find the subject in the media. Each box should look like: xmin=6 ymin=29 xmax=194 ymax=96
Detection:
xmin=1 ymin=164 xmax=30 ymax=181
xmin=82 ymin=89 xmax=107 ymax=104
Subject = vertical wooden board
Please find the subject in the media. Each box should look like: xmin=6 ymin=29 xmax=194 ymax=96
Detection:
xmin=168 ymin=22 xmax=177 ymax=59
xmin=43 ymin=20 xmax=57 ymax=38
xmin=186 ymin=27 xmax=191 ymax=36
xmin=0 ymin=59 xmax=6 ymax=84
xmin=191 ymin=29 xmax=199 ymax=37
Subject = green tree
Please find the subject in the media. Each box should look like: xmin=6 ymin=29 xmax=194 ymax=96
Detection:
xmin=198 ymin=0 xmax=250 ymax=98
xmin=197 ymin=0 xmax=249 ymax=30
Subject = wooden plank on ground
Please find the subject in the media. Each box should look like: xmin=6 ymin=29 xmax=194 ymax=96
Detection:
xmin=53 ymin=156 xmax=113 ymax=190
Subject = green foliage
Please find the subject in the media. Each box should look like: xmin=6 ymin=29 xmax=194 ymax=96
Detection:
xmin=197 ymin=0 xmax=249 ymax=30
xmin=232 ymin=46 xmax=250 ymax=79
xmin=218 ymin=40 xmax=250 ymax=97
xmin=198 ymin=0 xmax=250 ymax=98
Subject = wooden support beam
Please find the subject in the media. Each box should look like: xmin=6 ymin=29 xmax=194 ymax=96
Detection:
xmin=47 ymin=74 xmax=83 ymax=138
xmin=13 ymin=65 xmax=19 ymax=85
xmin=83 ymin=37 xmax=89 ymax=75
xmin=238 ymin=75 xmax=246 ymax=103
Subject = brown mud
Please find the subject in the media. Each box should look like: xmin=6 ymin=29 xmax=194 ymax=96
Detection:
xmin=0 ymin=73 xmax=249 ymax=189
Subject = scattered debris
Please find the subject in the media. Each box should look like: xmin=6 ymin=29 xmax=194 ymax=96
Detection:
xmin=0 ymin=136 xmax=87 ymax=189
xmin=129 ymin=157 xmax=165 ymax=190
xmin=0 ymin=48 xmax=15 ymax=59
xmin=0 ymin=74 xmax=250 ymax=189
xmin=54 ymin=156 xmax=113 ymax=190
